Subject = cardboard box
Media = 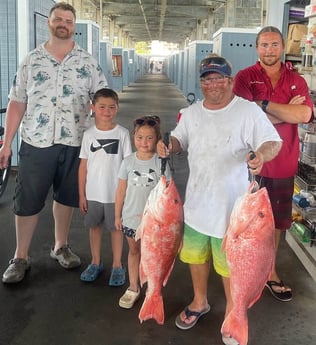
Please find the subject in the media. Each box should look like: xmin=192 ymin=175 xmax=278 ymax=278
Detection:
xmin=285 ymin=24 xmax=307 ymax=55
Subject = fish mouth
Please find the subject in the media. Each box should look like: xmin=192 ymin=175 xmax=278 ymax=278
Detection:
xmin=162 ymin=177 xmax=173 ymax=191
xmin=249 ymin=181 xmax=259 ymax=193
xmin=160 ymin=175 xmax=167 ymax=187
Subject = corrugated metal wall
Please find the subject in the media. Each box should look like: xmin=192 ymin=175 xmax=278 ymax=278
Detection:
xmin=0 ymin=0 xmax=18 ymax=165
xmin=0 ymin=0 xmax=17 ymax=119
xmin=29 ymin=0 xmax=54 ymax=49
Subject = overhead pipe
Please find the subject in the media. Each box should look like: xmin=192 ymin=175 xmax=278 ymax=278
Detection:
xmin=159 ymin=0 xmax=167 ymax=41
xmin=138 ymin=0 xmax=152 ymax=41
xmin=99 ymin=0 xmax=103 ymax=40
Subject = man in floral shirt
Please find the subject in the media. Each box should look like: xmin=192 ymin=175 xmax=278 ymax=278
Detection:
xmin=1 ymin=2 xmax=108 ymax=284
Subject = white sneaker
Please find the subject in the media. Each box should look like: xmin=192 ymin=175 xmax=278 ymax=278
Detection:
xmin=119 ymin=288 xmax=140 ymax=309
xmin=222 ymin=335 xmax=239 ymax=345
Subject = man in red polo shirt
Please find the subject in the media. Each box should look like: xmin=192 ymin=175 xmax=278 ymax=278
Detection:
xmin=234 ymin=26 xmax=314 ymax=302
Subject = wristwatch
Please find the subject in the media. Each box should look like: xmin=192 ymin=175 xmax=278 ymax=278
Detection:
xmin=261 ymin=100 xmax=269 ymax=113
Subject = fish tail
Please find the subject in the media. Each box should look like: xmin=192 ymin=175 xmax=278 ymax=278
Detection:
xmin=138 ymin=294 xmax=164 ymax=325
xmin=221 ymin=311 xmax=248 ymax=345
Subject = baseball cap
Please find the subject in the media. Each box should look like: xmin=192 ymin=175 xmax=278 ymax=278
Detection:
xmin=199 ymin=56 xmax=232 ymax=78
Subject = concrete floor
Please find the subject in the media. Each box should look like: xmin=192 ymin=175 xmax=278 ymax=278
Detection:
xmin=0 ymin=74 xmax=315 ymax=345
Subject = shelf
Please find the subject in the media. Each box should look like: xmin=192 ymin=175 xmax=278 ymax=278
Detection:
xmin=289 ymin=17 xmax=308 ymax=24
xmin=300 ymin=151 xmax=316 ymax=165
xmin=287 ymin=0 xmax=316 ymax=285
xmin=295 ymin=175 xmax=316 ymax=191
xmin=293 ymin=202 xmax=316 ymax=221
xmin=286 ymin=230 xmax=316 ymax=282
xmin=285 ymin=54 xmax=302 ymax=62
xmin=299 ymin=122 xmax=316 ymax=133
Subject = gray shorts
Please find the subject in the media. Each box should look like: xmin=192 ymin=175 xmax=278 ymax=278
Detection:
xmin=14 ymin=141 xmax=80 ymax=216
xmin=84 ymin=201 xmax=115 ymax=231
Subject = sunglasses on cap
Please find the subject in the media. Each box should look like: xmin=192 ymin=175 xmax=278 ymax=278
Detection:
xmin=134 ymin=115 xmax=160 ymax=127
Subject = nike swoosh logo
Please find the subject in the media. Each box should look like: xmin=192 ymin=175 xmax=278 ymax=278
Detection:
xmin=90 ymin=141 xmax=118 ymax=152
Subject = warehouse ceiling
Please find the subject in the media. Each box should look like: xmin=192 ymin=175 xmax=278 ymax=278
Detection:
xmin=88 ymin=0 xmax=227 ymax=43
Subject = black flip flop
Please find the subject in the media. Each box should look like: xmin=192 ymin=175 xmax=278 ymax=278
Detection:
xmin=175 ymin=304 xmax=210 ymax=330
xmin=265 ymin=280 xmax=292 ymax=302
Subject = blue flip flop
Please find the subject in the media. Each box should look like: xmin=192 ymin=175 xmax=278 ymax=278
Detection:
xmin=175 ymin=304 xmax=211 ymax=330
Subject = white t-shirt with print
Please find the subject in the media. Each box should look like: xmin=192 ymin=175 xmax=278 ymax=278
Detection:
xmin=80 ymin=124 xmax=132 ymax=203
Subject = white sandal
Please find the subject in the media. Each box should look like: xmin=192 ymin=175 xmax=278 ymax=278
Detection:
xmin=119 ymin=288 xmax=140 ymax=309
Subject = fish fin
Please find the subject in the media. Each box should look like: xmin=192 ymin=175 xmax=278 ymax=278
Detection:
xmin=248 ymin=290 xmax=264 ymax=309
xmin=221 ymin=311 xmax=248 ymax=345
xmin=138 ymin=294 xmax=164 ymax=325
xmin=178 ymin=239 xmax=183 ymax=253
xmin=139 ymin=262 xmax=147 ymax=287
xmin=268 ymin=259 xmax=275 ymax=281
xmin=162 ymin=260 xmax=175 ymax=287
xmin=222 ymin=235 xmax=227 ymax=252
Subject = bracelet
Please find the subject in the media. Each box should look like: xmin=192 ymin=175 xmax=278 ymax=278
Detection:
xmin=261 ymin=100 xmax=269 ymax=113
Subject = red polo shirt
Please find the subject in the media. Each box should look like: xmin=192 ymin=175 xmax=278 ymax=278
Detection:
xmin=234 ymin=61 xmax=314 ymax=178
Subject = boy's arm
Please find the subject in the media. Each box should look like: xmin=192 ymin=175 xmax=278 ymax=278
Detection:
xmin=78 ymin=158 xmax=88 ymax=214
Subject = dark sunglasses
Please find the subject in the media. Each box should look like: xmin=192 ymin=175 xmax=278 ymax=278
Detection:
xmin=200 ymin=57 xmax=227 ymax=69
xmin=134 ymin=115 xmax=160 ymax=127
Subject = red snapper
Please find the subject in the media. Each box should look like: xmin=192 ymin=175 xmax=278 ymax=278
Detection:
xmin=221 ymin=183 xmax=275 ymax=345
xmin=135 ymin=175 xmax=184 ymax=325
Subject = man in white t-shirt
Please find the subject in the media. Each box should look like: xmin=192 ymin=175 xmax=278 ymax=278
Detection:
xmin=157 ymin=55 xmax=282 ymax=345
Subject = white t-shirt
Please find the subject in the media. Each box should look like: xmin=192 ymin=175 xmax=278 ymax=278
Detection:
xmin=172 ymin=96 xmax=282 ymax=238
xmin=79 ymin=124 xmax=132 ymax=203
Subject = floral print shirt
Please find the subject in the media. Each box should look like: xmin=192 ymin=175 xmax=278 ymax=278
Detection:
xmin=9 ymin=43 xmax=108 ymax=147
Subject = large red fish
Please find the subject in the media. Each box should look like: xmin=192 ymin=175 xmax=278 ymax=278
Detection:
xmin=135 ymin=175 xmax=184 ymax=325
xmin=221 ymin=182 xmax=275 ymax=345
